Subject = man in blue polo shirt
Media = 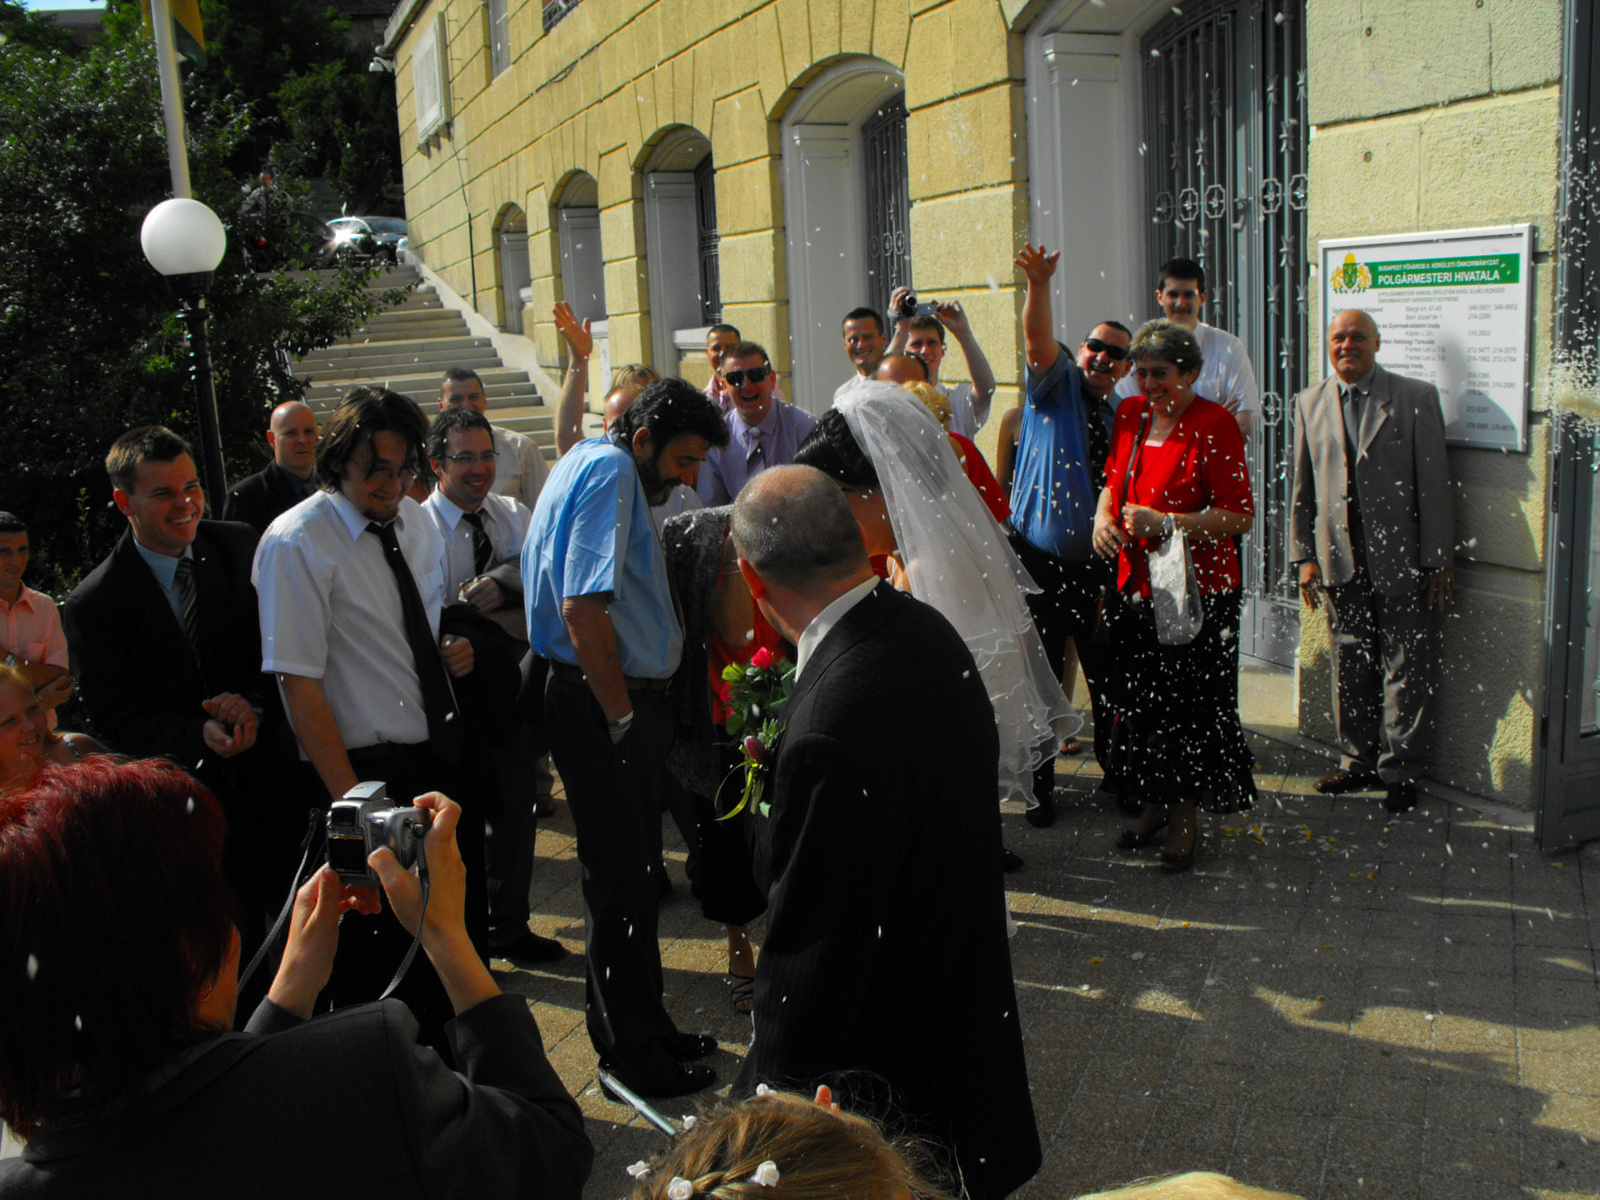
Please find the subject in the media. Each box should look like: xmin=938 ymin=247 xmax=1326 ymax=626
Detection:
xmin=523 ymin=377 xmax=728 ymax=1099
xmin=1009 ymin=243 xmax=1134 ymax=825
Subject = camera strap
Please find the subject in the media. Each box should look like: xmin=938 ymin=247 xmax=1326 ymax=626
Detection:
xmin=378 ymin=834 xmax=430 ymax=1002
xmin=236 ymin=808 xmax=326 ymax=996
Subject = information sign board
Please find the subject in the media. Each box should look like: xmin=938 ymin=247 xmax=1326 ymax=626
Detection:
xmin=1319 ymin=225 xmax=1534 ymax=451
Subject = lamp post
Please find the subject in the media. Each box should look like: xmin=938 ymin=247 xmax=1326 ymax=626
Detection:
xmin=140 ymin=197 xmax=229 ymax=507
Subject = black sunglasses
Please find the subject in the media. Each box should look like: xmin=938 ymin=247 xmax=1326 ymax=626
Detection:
xmin=722 ymin=365 xmax=772 ymax=388
xmin=1083 ymin=338 xmax=1130 ymax=362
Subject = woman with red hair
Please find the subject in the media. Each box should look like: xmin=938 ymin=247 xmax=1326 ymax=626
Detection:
xmin=0 ymin=758 xmax=592 ymax=1197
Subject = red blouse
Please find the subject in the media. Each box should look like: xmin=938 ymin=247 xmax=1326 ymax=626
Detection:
xmin=1103 ymin=396 xmax=1253 ymax=596
xmin=949 ymin=432 xmax=1011 ymax=523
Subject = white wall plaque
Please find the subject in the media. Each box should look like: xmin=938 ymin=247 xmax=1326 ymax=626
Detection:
xmin=1319 ymin=224 xmax=1534 ymax=452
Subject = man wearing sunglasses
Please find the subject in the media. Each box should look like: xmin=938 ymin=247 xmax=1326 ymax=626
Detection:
xmin=696 ymin=341 xmax=816 ymax=506
xmin=1007 ymin=243 xmax=1136 ymax=827
xmin=1114 ymin=257 xmax=1260 ymax=437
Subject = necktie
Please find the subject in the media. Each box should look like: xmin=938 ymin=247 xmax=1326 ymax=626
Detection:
xmin=1341 ymin=385 xmax=1362 ymax=452
xmin=743 ymin=428 xmax=764 ymax=471
xmin=460 ymin=509 xmax=493 ymax=575
xmin=173 ymin=556 xmax=201 ymax=663
xmin=367 ymin=521 xmax=464 ymax=764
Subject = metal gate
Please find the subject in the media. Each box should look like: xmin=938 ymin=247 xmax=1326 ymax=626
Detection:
xmin=1142 ymin=0 xmax=1308 ymax=666
xmin=862 ymin=95 xmax=912 ymax=324
xmin=694 ymin=156 xmax=722 ymax=326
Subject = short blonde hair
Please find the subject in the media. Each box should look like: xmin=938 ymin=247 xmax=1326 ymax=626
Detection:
xmin=630 ymin=1091 xmax=956 ymax=1200
xmin=903 ymin=382 xmax=952 ymax=432
xmin=612 ymin=363 xmax=661 ymax=391
xmin=1075 ymin=1171 xmax=1306 ymax=1200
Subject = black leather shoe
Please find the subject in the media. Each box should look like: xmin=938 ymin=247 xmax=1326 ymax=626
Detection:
xmin=665 ymin=1032 xmax=718 ymax=1062
xmin=1025 ymin=790 xmax=1056 ymax=828
xmin=1314 ymin=769 xmax=1384 ymax=795
xmin=490 ymin=931 xmax=568 ymax=965
xmin=1382 ymin=781 xmax=1418 ymax=813
xmin=601 ymin=1060 xmax=716 ymax=1100
xmin=1001 ymin=847 xmax=1025 ymax=872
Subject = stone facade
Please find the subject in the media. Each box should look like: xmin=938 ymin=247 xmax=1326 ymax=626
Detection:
xmin=384 ymin=0 xmax=1568 ymax=811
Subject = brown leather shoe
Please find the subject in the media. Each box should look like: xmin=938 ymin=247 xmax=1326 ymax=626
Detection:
xmin=1314 ymin=769 xmax=1383 ymax=795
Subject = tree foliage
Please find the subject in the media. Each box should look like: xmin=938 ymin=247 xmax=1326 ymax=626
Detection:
xmin=0 ymin=5 xmax=395 ymax=594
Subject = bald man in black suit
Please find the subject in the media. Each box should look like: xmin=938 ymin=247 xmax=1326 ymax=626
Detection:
xmin=728 ymin=466 xmax=1039 ymax=1200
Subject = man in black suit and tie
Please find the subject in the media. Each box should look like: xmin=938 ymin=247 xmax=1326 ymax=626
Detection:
xmin=221 ymin=400 xmax=319 ymax=534
xmin=62 ymin=426 xmax=292 ymax=960
xmin=728 ymin=466 xmax=1040 ymax=1200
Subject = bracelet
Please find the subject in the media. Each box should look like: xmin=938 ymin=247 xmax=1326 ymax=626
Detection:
xmin=1161 ymin=513 xmax=1176 ymax=540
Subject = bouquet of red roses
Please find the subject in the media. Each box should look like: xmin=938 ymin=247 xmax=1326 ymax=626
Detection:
xmin=717 ymin=646 xmax=795 ymax=819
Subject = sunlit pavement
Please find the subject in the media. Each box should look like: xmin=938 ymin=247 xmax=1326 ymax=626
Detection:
xmin=499 ymin=732 xmax=1600 ymax=1200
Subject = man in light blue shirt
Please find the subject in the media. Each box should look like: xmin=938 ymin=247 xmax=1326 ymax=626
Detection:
xmin=696 ymin=341 xmax=815 ymax=506
xmin=522 ymin=377 xmax=728 ymax=1099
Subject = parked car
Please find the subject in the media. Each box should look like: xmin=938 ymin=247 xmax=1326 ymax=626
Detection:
xmin=327 ymin=215 xmax=409 ymax=265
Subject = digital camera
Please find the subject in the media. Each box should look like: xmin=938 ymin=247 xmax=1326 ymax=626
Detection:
xmin=895 ymin=290 xmax=939 ymax=320
xmin=326 ymin=782 xmax=432 ymax=885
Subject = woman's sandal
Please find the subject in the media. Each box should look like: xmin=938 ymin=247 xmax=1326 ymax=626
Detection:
xmin=1116 ymin=804 xmax=1168 ymax=850
xmin=726 ymin=974 xmax=756 ymax=1015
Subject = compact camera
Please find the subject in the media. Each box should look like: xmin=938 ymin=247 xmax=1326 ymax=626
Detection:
xmin=895 ymin=290 xmax=939 ymax=320
xmin=326 ymin=782 xmax=432 ymax=885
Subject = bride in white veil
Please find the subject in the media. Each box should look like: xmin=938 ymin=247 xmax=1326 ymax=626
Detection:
xmin=799 ymin=382 xmax=1080 ymax=808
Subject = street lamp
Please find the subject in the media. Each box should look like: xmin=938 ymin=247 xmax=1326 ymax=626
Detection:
xmin=140 ymin=197 xmax=229 ymax=508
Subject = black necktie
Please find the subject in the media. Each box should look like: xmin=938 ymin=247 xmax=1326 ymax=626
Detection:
xmin=173 ymin=556 xmax=201 ymax=663
xmin=460 ymin=510 xmax=493 ymax=576
xmin=367 ymin=521 xmax=464 ymax=764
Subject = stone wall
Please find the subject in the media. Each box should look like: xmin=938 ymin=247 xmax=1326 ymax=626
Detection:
xmin=1299 ymin=0 xmax=1562 ymax=807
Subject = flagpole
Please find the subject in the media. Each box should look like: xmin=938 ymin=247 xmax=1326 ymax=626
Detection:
xmin=149 ymin=0 xmax=191 ymax=198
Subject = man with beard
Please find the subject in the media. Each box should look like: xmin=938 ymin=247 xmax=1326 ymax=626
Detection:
xmin=522 ymin=377 xmax=728 ymax=1098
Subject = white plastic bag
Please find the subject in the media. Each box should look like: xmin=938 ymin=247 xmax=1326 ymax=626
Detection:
xmin=1147 ymin=529 xmax=1203 ymax=645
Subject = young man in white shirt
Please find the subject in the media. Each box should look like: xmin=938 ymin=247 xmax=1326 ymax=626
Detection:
xmin=1114 ymin=257 xmax=1261 ymax=437
xmin=885 ymin=287 xmax=998 ymax=439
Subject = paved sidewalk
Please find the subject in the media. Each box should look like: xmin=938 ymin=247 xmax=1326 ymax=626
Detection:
xmin=499 ymin=733 xmax=1600 ymax=1200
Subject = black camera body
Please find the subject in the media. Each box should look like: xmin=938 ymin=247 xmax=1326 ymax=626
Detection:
xmin=895 ymin=290 xmax=939 ymax=320
xmin=326 ymin=782 xmax=431 ymax=885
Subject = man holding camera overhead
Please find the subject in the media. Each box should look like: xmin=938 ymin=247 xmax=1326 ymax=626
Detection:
xmin=253 ymin=386 xmax=483 ymax=1047
xmin=885 ymin=285 xmax=998 ymax=439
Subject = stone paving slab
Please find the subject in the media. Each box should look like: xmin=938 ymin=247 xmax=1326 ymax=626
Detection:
xmin=493 ymin=733 xmax=1600 ymax=1200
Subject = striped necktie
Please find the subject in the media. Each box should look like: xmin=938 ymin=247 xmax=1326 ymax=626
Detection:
xmin=460 ymin=509 xmax=493 ymax=575
xmin=173 ymin=556 xmax=201 ymax=662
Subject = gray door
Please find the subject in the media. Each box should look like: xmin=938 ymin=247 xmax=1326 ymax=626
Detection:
xmin=1142 ymin=0 xmax=1307 ymax=667
xmin=1537 ymin=0 xmax=1600 ymax=850
xmin=862 ymin=95 xmax=912 ymax=324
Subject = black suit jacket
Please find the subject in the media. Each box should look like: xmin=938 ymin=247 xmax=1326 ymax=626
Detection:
xmin=61 ymin=520 xmax=279 ymax=783
xmin=732 ymin=583 xmax=1040 ymax=1200
xmin=221 ymin=461 xmax=309 ymax=535
xmin=1 ymin=995 xmax=594 ymax=1200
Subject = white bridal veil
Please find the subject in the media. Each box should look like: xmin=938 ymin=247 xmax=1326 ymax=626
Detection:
xmin=838 ymin=382 xmax=1082 ymax=807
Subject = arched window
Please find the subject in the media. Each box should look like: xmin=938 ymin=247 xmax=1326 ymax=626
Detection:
xmin=555 ymin=172 xmax=606 ymax=325
xmin=640 ymin=126 xmax=719 ymax=373
xmin=494 ymin=205 xmax=529 ymax=334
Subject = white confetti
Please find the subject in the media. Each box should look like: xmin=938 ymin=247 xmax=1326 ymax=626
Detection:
xmin=751 ymin=1161 xmax=780 ymax=1187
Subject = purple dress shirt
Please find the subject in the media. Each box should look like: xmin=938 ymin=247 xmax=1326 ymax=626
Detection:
xmin=696 ymin=399 xmax=817 ymax=505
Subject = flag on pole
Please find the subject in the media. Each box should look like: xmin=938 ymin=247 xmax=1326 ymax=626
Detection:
xmin=141 ymin=0 xmax=206 ymax=68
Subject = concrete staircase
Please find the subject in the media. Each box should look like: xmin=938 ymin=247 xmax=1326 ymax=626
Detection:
xmin=291 ymin=266 xmax=554 ymax=455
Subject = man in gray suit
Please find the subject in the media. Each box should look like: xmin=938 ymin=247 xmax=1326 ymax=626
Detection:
xmin=1291 ymin=309 xmax=1454 ymax=813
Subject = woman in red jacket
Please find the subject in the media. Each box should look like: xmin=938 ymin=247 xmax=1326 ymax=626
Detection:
xmin=1092 ymin=321 xmax=1256 ymax=873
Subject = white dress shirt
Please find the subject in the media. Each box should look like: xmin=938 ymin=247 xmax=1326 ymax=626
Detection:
xmin=938 ymin=381 xmax=989 ymax=440
xmin=491 ymin=425 xmax=551 ymax=511
xmin=794 ymin=576 xmax=879 ymax=680
xmin=420 ymin=489 xmax=532 ymax=599
xmin=254 ymin=490 xmax=447 ymax=751
xmin=832 ymin=372 xmax=871 ymax=405
xmin=651 ymin=483 xmax=703 ymax=539
xmin=1115 ymin=321 xmax=1262 ymax=422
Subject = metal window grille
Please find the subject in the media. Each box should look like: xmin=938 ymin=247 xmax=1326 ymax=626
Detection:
xmin=862 ymin=95 xmax=912 ymax=324
xmin=1143 ymin=0 xmax=1308 ymax=664
xmin=542 ymin=0 xmax=580 ymax=35
xmin=487 ymin=0 xmax=511 ymax=76
xmin=694 ymin=156 xmax=722 ymax=326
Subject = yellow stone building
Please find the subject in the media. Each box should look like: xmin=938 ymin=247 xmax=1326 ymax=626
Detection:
xmin=380 ymin=0 xmax=1600 ymax=838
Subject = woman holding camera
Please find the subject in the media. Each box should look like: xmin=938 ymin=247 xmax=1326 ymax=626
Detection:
xmin=1092 ymin=320 xmax=1255 ymax=874
xmin=0 ymin=758 xmax=592 ymax=1198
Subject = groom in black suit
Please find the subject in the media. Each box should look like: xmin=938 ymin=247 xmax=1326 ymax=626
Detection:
xmin=728 ymin=466 xmax=1039 ymax=1200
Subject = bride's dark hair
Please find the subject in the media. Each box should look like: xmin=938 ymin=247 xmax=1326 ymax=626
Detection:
xmin=794 ymin=410 xmax=878 ymax=490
